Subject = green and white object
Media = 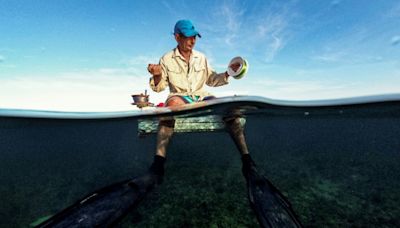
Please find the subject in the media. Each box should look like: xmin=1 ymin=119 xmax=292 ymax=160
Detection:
xmin=227 ymin=56 xmax=248 ymax=79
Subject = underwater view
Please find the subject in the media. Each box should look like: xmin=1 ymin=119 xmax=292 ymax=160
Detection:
xmin=0 ymin=96 xmax=399 ymax=227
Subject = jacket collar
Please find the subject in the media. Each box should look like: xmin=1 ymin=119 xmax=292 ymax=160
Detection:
xmin=173 ymin=47 xmax=200 ymax=60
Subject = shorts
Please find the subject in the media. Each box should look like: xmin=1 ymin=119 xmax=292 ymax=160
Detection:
xmin=166 ymin=95 xmax=216 ymax=104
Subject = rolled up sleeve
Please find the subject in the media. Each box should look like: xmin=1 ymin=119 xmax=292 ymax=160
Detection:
xmin=205 ymin=59 xmax=229 ymax=87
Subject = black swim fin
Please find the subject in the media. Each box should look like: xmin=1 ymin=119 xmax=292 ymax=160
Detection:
xmin=244 ymin=165 xmax=303 ymax=228
xmin=35 ymin=171 xmax=160 ymax=228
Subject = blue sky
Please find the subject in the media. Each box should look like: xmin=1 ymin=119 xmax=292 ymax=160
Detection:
xmin=1 ymin=0 xmax=399 ymax=111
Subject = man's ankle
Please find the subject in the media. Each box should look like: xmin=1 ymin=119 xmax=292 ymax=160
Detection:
xmin=149 ymin=155 xmax=166 ymax=176
xmin=241 ymin=154 xmax=255 ymax=176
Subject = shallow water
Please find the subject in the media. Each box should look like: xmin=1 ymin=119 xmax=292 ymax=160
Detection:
xmin=0 ymin=96 xmax=399 ymax=227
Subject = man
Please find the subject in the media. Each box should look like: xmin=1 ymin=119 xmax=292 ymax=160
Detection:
xmin=147 ymin=19 xmax=254 ymax=182
xmin=142 ymin=20 xmax=303 ymax=227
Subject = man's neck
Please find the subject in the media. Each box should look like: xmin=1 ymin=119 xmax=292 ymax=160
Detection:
xmin=177 ymin=47 xmax=191 ymax=63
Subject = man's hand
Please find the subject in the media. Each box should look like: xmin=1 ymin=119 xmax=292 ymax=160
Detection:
xmin=147 ymin=64 xmax=162 ymax=76
xmin=148 ymin=64 xmax=162 ymax=86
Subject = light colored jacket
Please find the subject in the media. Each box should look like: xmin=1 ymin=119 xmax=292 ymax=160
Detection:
xmin=149 ymin=48 xmax=228 ymax=99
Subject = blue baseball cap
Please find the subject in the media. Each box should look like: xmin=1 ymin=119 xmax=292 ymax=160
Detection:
xmin=174 ymin=20 xmax=201 ymax=38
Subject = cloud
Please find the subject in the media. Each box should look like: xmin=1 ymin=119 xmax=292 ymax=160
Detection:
xmin=265 ymin=35 xmax=284 ymax=62
xmin=312 ymin=52 xmax=346 ymax=63
xmin=199 ymin=1 xmax=294 ymax=63
xmin=330 ymin=0 xmax=342 ymax=7
xmin=247 ymin=77 xmax=400 ymax=101
xmin=0 ymin=55 xmax=15 ymax=68
xmin=307 ymin=1 xmax=399 ymax=66
xmin=387 ymin=2 xmax=400 ymax=18
xmin=0 ymin=64 xmax=16 ymax=68
xmin=254 ymin=78 xmax=348 ymax=93
xmin=210 ymin=2 xmax=244 ymax=46
xmin=391 ymin=35 xmax=400 ymax=46
xmin=256 ymin=14 xmax=287 ymax=39
xmin=251 ymin=3 xmax=293 ymax=62
xmin=125 ymin=55 xmax=159 ymax=65
xmin=221 ymin=4 xmax=243 ymax=45
xmin=0 ymin=65 xmax=169 ymax=111
xmin=161 ymin=0 xmax=181 ymax=17
xmin=312 ymin=50 xmax=384 ymax=65
xmin=310 ymin=24 xmax=387 ymax=65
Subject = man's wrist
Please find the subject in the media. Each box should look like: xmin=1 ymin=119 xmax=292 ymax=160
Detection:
xmin=153 ymin=74 xmax=162 ymax=86
xmin=225 ymin=71 xmax=229 ymax=78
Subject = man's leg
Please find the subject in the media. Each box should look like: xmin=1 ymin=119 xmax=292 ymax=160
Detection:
xmin=155 ymin=119 xmax=175 ymax=158
xmin=225 ymin=117 xmax=249 ymax=155
xmin=204 ymin=95 xmax=254 ymax=174
xmin=149 ymin=96 xmax=187 ymax=178
xmin=224 ymin=117 xmax=255 ymax=175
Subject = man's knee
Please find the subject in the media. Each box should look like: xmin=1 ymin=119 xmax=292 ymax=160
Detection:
xmin=224 ymin=116 xmax=245 ymax=131
xmin=166 ymin=97 xmax=186 ymax=106
xmin=223 ymin=116 xmax=239 ymax=124
xmin=159 ymin=119 xmax=175 ymax=128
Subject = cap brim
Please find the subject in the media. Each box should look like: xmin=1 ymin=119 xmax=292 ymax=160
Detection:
xmin=182 ymin=31 xmax=201 ymax=38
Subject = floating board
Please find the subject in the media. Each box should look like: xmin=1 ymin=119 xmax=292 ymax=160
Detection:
xmin=135 ymin=98 xmax=248 ymax=136
xmin=138 ymin=115 xmax=246 ymax=136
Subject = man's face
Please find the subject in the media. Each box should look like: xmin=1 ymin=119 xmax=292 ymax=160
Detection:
xmin=175 ymin=34 xmax=196 ymax=52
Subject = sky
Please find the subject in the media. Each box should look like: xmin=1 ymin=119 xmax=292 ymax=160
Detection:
xmin=0 ymin=0 xmax=399 ymax=111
